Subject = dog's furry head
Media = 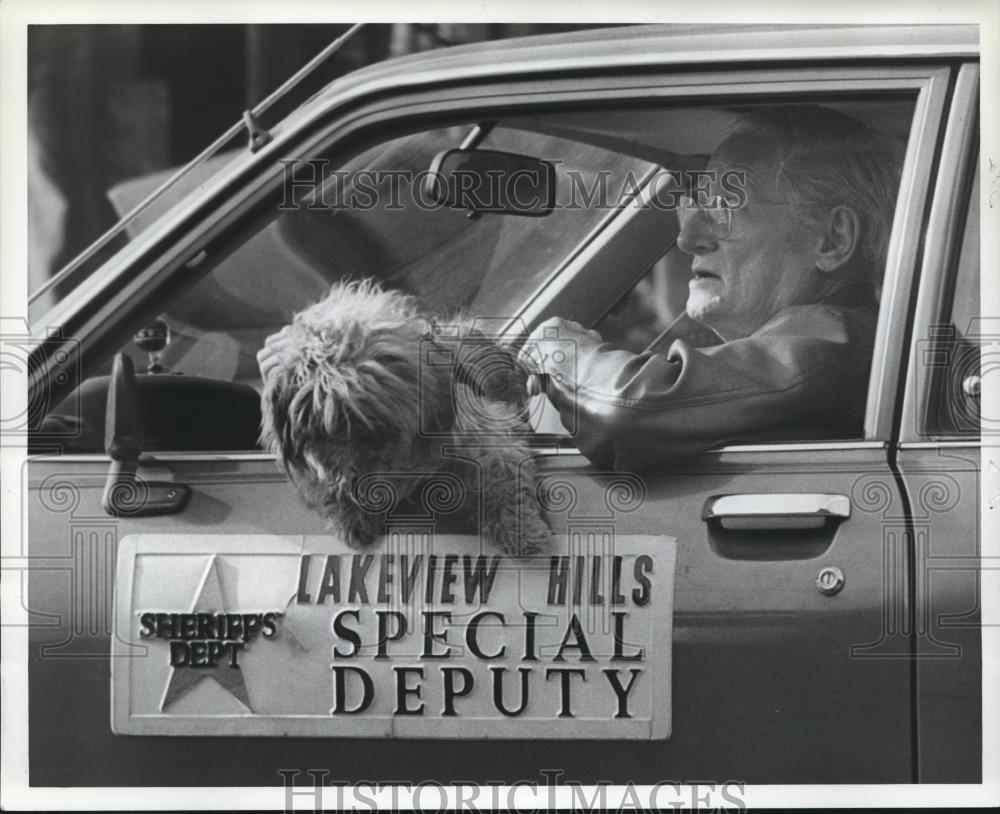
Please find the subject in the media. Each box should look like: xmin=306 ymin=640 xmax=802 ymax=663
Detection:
xmin=259 ymin=279 xmax=530 ymax=546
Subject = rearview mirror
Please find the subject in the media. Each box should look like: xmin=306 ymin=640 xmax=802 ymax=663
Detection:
xmin=424 ymin=148 xmax=556 ymax=217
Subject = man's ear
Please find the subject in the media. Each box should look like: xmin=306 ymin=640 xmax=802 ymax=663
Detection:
xmin=814 ymin=205 xmax=859 ymax=272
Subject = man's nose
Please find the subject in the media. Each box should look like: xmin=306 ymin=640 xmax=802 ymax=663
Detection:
xmin=676 ymin=214 xmax=717 ymax=255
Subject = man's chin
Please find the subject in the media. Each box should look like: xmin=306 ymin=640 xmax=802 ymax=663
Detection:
xmin=685 ymin=294 xmax=723 ymax=327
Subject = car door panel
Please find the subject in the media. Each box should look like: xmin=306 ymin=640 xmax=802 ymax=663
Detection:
xmin=28 ymin=445 xmax=911 ymax=784
xmin=894 ymin=446 xmax=981 ymax=782
xmin=535 ymin=448 xmax=913 ymax=781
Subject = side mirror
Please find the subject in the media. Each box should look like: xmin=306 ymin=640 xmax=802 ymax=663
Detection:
xmin=101 ymin=353 xmax=190 ymax=516
xmin=424 ymin=148 xmax=556 ymax=217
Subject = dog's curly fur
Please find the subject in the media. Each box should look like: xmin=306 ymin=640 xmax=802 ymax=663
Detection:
xmin=259 ymin=279 xmax=551 ymax=555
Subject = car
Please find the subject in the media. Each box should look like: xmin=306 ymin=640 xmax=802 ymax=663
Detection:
xmin=23 ymin=23 xmax=984 ymax=787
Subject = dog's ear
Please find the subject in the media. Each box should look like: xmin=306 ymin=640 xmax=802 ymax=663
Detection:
xmin=260 ymin=367 xmax=332 ymax=474
xmin=259 ymin=375 xmax=289 ymax=459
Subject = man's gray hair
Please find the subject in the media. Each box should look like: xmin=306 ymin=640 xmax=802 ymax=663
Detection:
xmin=721 ymin=104 xmax=906 ymax=280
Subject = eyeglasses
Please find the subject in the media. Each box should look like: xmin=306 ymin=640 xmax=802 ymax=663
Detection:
xmin=677 ymin=194 xmax=736 ymax=240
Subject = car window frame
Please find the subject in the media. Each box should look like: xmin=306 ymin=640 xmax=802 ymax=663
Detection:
xmin=497 ymin=66 xmax=953 ymax=452
xmin=898 ymin=63 xmax=981 ymax=448
xmin=30 ymin=62 xmax=955 ymax=460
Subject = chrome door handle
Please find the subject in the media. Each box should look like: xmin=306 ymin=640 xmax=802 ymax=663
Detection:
xmin=702 ymin=493 xmax=851 ymax=530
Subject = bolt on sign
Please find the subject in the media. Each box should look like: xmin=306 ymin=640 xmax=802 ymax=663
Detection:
xmin=112 ymin=534 xmax=677 ymax=738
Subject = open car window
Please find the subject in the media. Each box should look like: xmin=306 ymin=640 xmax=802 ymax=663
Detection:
xmin=35 ymin=95 xmax=918 ymax=453
xmin=122 ymin=124 xmax=656 ymax=388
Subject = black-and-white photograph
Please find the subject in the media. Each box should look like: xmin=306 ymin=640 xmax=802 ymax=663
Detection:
xmin=2 ymin=1 xmax=997 ymax=810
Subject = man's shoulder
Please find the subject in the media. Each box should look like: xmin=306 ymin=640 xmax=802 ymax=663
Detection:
xmin=757 ymin=289 xmax=878 ymax=346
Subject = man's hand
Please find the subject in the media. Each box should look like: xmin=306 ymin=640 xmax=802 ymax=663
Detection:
xmin=256 ymin=325 xmax=295 ymax=382
xmin=530 ymin=317 xmax=602 ymax=343
xmin=518 ymin=316 xmax=604 ymax=395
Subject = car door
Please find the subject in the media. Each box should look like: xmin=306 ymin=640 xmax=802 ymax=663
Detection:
xmin=25 ymin=56 xmax=960 ymax=785
xmin=895 ymin=63 xmax=982 ymax=783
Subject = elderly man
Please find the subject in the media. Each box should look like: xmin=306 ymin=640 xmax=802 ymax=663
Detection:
xmin=523 ymin=105 xmax=904 ymax=470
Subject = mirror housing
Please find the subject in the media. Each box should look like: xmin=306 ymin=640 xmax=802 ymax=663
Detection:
xmin=101 ymin=353 xmax=191 ymax=517
xmin=424 ymin=148 xmax=556 ymax=217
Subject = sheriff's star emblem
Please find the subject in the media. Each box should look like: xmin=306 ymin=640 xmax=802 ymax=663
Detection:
xmin=160 ymin=556 xmax=253 ymax=712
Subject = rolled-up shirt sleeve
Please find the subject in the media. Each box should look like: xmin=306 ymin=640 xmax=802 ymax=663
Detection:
xmin=536 ymin=304 xmax=875 ymax=470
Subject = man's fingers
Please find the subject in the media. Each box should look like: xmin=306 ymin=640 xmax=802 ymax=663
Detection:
xmin=518 ymin=317 xmax=562 ymax=367
xmin=518 ymin=316 xmax=602 ymax=377
xmin=517 ymin=340 xmax=544 ymax=370
xmin=526 ymin=373 xmax=549 ymax=397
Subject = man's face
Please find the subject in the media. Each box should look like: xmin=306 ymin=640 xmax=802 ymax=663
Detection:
xmin=676 ymin=150 xmax=826 ymax=340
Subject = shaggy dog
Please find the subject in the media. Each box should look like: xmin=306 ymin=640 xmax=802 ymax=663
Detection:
xmin=259 ymin=280 xmax=551 ymax=555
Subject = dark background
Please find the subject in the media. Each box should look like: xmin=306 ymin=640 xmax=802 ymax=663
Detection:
xmin=27 ymin=23 xmax=600 ymax=308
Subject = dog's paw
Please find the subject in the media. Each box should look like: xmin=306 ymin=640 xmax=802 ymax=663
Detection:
xmin=333 ymin=501 xmax=387 ymax=550
xmin=516 ymin=519 xmax=553 ymax=557
xmin=483 ymin=510 xmax=552 ymax=558
xmin=339 ymin=524 xmax=382 ymax=550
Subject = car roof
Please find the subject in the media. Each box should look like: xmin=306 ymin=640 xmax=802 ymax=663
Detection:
xmin=313 ymin=23 xmax=978 ymax=105
xmin=274 ymin=23 xmax=977 ymax=139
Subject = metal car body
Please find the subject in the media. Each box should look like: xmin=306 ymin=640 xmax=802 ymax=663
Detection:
xmin=25 ymin=23 xmax=982 ymax=785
